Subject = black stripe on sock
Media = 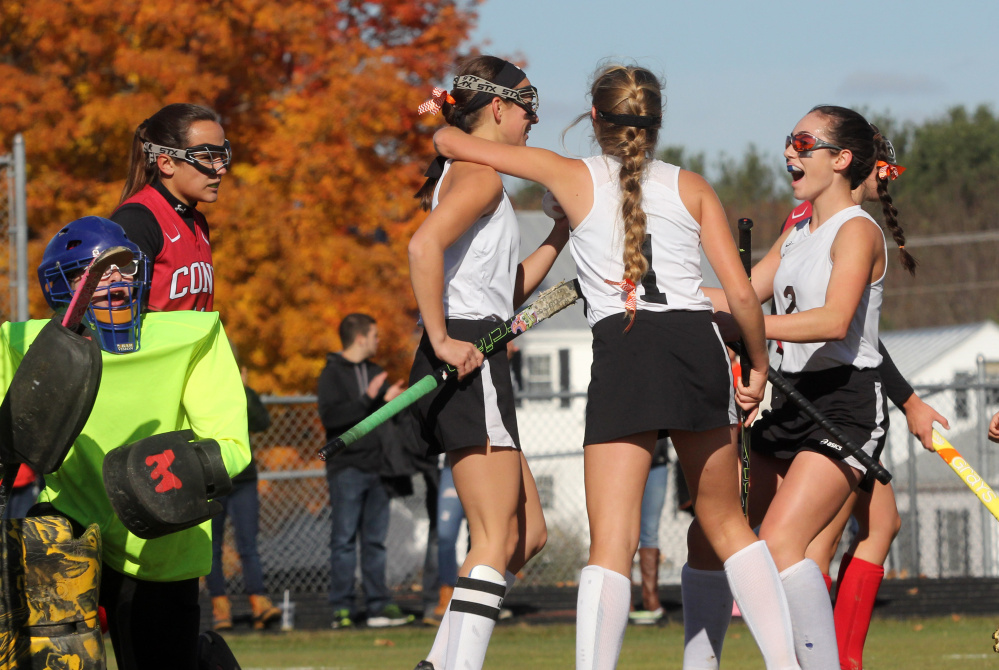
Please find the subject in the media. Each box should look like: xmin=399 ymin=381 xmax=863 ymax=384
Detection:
xmin=455 ymin=576 xmax=507 ymax=598
xmin=451 ymin=599 xmax=501 ymax=621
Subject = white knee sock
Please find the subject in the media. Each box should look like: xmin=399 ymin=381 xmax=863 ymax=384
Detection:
xmin=445 ymin=565 xmax=507 ymax=670
xmin=425 ymin=569 xmax=517 ymax=668
xmin=724 ymin=541 xmax=800 ymax=670
xmin=576 ymin=565 xmax=631 ymax=670
xmin=780 ymin=558 xmax=838 ymax=670
xmin=681 ymin=564 xmax=733 ymax=670
xmin=425 ymin=599 xmax=452 ymax=668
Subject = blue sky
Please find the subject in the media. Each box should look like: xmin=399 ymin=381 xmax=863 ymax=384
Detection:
xmin=466 ymin=0 xmax=999 ymax=180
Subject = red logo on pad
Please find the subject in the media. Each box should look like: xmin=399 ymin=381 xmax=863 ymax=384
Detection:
xmin=146 ymin=449 xmax=183 ymax=492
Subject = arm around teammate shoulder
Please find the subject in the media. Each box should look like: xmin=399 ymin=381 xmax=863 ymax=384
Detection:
xmin=433 ymin=126 xmax=592 ymax=225
xmin=765 ymin=215 xmax=884 ymax=344
xmin=682 ymin=170 xmax=768 ymax=408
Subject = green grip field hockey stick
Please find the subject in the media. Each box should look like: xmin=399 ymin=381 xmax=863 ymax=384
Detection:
xmin=317 ymin=279 xmax=582 ymax=461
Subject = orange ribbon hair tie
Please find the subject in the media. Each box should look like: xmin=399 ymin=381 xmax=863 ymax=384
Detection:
xmin=877 ymin=160 xmax=906 ymax=181
xmin=604 ymin=278 xmax=637 ymax=332
xmin=418 ymin=87 xmax=456 ymax=115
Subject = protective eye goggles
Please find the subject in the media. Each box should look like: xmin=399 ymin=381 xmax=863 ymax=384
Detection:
xmin=143 ymin=139 xmax=232 ymax=177
xmin=453 ymin=75 xmax=540 ymax=116
xmin=785 ymin=132 xmax=843 ymax=155
xmin=69 ymin=260 xmax=140 ymax=285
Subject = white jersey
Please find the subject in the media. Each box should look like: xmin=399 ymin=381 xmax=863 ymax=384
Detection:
xmin=570 ymin=156 xmax=713 ymax=328
xmin=431 ymin=159 xmax=520 ymax=321
xmin=774 ymin=205 xmax=885 ymax=373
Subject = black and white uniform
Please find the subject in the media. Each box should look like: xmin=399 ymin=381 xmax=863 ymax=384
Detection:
xmin=410 ymin=159 xmax=521 ymax=454
xmin=572 ymin=156 xmax=736 ymax=445
xmin=753 ymin=205 xmax=889 ymax=479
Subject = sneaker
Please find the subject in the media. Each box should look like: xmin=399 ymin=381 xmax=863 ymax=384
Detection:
xmin=367 ymin=603 xmax=415 ymax=628
xmin=331 ymin=608 xmax=354 ymax=629
xmin=628 ymin=607 xmax=664 ymax=625
xmin=498 ymin=607 xmax=513 ymax=621
xmin=414 ymin=662 xmax=436 ymax=670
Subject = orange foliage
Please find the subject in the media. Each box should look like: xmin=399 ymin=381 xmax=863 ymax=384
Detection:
xmin=0 ymin=0 xmax=483 ymax=392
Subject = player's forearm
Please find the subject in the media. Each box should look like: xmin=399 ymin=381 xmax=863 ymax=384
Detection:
xmin=408 ymin=235 xmax=449 ymax=348
xmin=513 ymin=223 xmax=570 ymax=307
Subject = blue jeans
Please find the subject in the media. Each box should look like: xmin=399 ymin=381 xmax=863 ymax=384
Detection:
xmin=437 ymin=464 xmax=466 ymax=587
xmin=207 ymin=478 xmax=267 ymax=596
xmin=327 ymin=466 xmax=391 ymax=615
xmin=639 ymin=463 xmax=669 ymax=549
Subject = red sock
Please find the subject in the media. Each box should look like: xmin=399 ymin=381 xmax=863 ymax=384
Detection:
xmin=823 ymin=572 xmax=833 ymax=593
xmin=833 ymin=555 xmax=884 ymax=670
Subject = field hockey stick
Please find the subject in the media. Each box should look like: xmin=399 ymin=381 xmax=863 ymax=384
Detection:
xmin=317 ymin=279 xmax=583 ymax=461
xmin=61 ymin=246 xmax=134 ymax=333
xmin=930 ymin=430 xmax=999 ymax=522
xmin=737 ymin=218 xmax=753 ymax=513
xmin=0 ymin=247 xmax=131 ymax=519
xmin=765 ymin=367 xmax=892 ymax=484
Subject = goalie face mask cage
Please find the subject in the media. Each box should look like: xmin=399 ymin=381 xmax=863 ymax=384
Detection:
xmin=38 ymin=216 xmax=150 ymax=354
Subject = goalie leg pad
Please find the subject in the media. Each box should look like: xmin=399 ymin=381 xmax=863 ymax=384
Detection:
xmin=21 ymin=515 xmax=105 ymax=669
xmin=0 ymin=520 xmax=30 ymax=669
xmin=103 ymin=430 xmax=233 ymax=540
xmin=0 ymin=320 xmax=102 ymax=475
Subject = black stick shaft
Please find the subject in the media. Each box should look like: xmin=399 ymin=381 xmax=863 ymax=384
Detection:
xmin=736 ymin=218 xmax=754 ymax=513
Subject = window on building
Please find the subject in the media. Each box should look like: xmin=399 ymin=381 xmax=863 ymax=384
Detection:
xmin=525 ymin=354 xmax=553 ymax=396
xmin=535 ymin=474 xmax=555 ymax=510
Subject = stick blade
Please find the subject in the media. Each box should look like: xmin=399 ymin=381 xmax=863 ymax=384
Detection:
xmin=61 ymin=246 xmax=134 ymax=330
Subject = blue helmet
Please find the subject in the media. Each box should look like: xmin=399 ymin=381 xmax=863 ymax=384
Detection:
xmin=38 ymin=216 xmax=149 ymax=354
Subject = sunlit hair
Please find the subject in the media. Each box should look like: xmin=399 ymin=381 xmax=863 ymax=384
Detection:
xmin=573 ymin=65 xmax=662 ymax=328
xmin=415 ymin=56 xmax=523 ymax=211
xmin=871 ymin=127 xmax=917 ymax=275
xmin=119 ymin=103 xmax=220 ymax=205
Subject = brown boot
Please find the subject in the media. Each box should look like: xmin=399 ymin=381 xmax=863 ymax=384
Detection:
xmin=638 ymin=547 xmax=662 ymax=612
xmin=250 ymin=594 xmax=282 ymax=630
xmin=212 ymin=596 xmax=233 ymax=630
xmin=424 ymin=584 xmax=453 ymax=625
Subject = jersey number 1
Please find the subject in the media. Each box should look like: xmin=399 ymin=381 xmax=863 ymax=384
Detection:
xmin=641 ymin=234 xmax=667 ymax=304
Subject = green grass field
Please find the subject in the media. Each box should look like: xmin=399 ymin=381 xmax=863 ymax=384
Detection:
xmin=106 ymin=616 xmax=999 ymax=669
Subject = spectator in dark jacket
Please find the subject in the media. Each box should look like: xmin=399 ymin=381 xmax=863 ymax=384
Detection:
xmin=319 ymin=313 xmax=413 ymax=629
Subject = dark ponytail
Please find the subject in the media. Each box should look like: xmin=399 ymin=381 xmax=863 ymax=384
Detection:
xmin=119 ymin=103 xmax=219 ymax=206
xmin=872 ymin=131 xmax=917 ymax=275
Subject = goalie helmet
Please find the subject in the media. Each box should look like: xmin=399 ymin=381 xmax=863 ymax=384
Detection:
xmin=38 ymin=216 xmax=149 ymax=354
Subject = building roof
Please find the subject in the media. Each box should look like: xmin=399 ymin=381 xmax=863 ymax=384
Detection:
xmin=881 ymin=322 xmax=995 ymax=380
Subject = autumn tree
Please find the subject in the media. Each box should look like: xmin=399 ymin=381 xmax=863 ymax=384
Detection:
xmin=0 ymin=0 xmax=481 ymax=393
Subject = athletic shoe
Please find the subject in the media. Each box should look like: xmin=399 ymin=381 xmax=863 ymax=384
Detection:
xmin=367 ymin=603 xmax=415 ymax=628
xmin=413 ymin=662 xmax=435 ymax=670
xmin=499 ymin=607 xmax=513 ymax=621
xmin=628 ymin=607 xmax=664 ymax=625
xmin=331 ymin=608 xmax=353 ymax=629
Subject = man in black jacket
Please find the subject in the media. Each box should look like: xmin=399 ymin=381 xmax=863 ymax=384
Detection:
xmin=319 ymin=313 xmax=413 ymax=629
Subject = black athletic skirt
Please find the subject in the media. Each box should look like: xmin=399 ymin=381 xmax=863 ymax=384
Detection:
xmin=410 ymin=319 xmax=520 ymax=455
xmin=751 ymin=365 xmax=889 ymax=483
xmin=583 ymin=310 xmax=736 ymax=446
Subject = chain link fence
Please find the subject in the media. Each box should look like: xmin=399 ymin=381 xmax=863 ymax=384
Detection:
xmin=0 ymin=134 xmax=28 ymax=324
xmin=217 ymin=371 xmax=999 ymax=599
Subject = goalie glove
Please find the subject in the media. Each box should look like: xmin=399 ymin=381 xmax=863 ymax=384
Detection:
xmin=103 ymin=430 xmax=233 ymax=539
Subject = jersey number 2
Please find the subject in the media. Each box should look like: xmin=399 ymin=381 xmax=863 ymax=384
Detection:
xmin=783 ymin=286 xmax=797 ymax=314
xmin=641 ymin=234 xmax=667 ymax=304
